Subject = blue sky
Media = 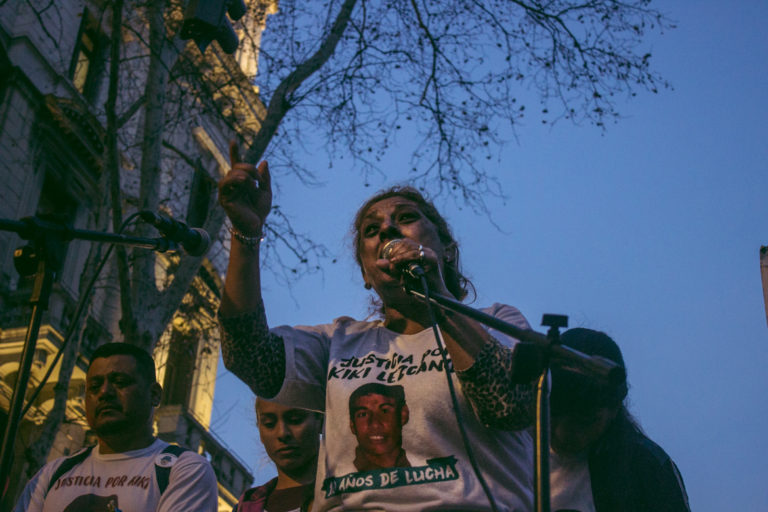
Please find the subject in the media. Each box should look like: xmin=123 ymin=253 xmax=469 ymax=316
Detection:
xmin=211 ymin=1 xmax=768 ymax=509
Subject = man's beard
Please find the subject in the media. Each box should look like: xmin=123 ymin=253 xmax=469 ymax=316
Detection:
xmin=92 ymin=412 xmax=150 ymax=438
xmin=92 ymin=416 xmax=133 ymax=436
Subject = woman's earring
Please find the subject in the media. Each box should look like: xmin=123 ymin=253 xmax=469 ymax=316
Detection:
xmin=364 ymin=283 xmax=372 ymax=290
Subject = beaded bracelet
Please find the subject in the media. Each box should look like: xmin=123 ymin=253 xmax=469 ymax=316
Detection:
xmin=229 ymin=227 xmax=264 ymax=248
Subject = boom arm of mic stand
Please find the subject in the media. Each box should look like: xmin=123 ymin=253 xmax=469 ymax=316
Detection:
xmin=405 ymin=287 xmax=625 ymax=384
xmin=1 ymin=217 xmax=180 ymax=253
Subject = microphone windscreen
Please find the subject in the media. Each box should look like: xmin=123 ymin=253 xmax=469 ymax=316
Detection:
xmin=380 ymin=238 xmax=403 ymax=259
xmin=186 ymin=228 xmax=211 ymax=257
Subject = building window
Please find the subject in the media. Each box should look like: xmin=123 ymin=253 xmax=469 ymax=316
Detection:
xmin=160 ymin=326 xmax=198 ymax=407
xmin=36 ymin=171 xmax=79 ymax=222
xmin=16 ymin=172 xmax=79 ymax=291
xmin=69 ymin=10 xmax=106 ymax=101
xmin=72 ymin=32 xmax=94 ymax=92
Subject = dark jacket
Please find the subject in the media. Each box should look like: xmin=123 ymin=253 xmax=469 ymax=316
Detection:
xmin=589 ymin=413 xmax=690 ymax=512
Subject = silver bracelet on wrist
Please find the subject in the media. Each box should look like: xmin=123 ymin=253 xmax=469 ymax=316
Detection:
xmin=229 ymin=227 xmax=264 ymax=248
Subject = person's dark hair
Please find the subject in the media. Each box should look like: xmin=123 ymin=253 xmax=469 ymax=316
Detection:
xmin=351 ymin=186 xmax=473 ymax=301
xmin=348 ymin=383 xmax=406 ymax=421
xmin=550 ymin=328 xmax=629 ymax=417
xmin=89 ymin=343 xmax=156 ymax=384
xmin=552 ymin=328 xmax=644 ymax=460
xmin=553 ymin=328 xmax=671 ymax=509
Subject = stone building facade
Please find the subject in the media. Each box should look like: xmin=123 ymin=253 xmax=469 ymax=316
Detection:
xmin=0 ymin=1 xmax=275 ymax=509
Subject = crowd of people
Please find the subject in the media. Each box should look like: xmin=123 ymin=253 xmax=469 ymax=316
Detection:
xmin=12 ymin=144 xmax=691 ymax=511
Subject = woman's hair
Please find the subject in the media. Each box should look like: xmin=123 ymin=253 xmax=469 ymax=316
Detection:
xmin=550 ymin=328 xmax=629 ymax=416
xmin=351 ymin=185 xmax=473 ymax=301
xmin=551 ymin=327 xmax=644 ymax=457
xmin=254 ymin=397 xmax=324 ymax=424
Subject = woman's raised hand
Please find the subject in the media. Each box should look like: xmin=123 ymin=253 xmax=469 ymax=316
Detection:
xmin=218 ymin=141 xmax=272 ymax=237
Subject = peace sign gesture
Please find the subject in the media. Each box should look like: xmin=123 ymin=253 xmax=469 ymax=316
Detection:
xmin=218 ymin=141 xmax=272 ymax=237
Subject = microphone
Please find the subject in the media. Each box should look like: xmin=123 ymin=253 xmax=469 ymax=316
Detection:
xmin=380 ymin=239 xmax=425 ymax=279
xmin=139 ymin=211 xmax=211 ymax=257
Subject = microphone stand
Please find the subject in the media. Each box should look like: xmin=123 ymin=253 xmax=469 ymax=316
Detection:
xmin=0 ymin=216 xmax=181 ymax=501
xmin=406 ymin=286 xmax=624 ymax=512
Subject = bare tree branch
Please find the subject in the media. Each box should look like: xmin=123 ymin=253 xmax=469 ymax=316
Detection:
xmin=116 ymin=94 xmax=145 ymax=128
xmin=244 ymin=0 xmax=359 ymax=164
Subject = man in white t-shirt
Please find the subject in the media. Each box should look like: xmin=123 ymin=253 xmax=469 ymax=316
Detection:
xmin=13 ymin=343 xmax=218 ymax=512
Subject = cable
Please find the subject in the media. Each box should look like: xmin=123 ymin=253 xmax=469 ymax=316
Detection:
xmin=416 ymin=274 xmax=501 ymax=512
xmin=20 ymin=213 xmax=142 ymax=418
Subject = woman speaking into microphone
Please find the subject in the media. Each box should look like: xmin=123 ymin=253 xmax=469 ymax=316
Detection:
xmin=218 ymin=143 xmax=538 ymax=511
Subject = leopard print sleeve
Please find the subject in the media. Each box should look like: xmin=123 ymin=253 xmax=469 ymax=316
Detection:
xmin=456 ymin=336 xmax=536 ymax=430
xmin=219 ymin=302 xmax=285 ymax=398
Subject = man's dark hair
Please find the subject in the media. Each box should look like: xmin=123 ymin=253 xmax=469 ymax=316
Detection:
xmin=348 ymin=383 xmax=406 ymax=420
xmin=89 ymin=343 xmax=157 ymax=384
